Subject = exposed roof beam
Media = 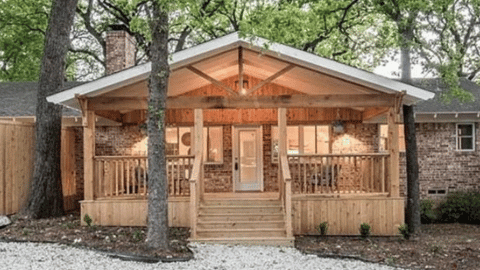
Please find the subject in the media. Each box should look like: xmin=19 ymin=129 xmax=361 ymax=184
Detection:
xmin=362 ymin=107 xmax=389 ymax=121
xmin=168 ymin=94 xmax=396 ymax=109
xmin=186 ymin=66 xmax=238 ymax=96
xmin=238 ymin=47 xmax=244 ymax=95
xmin=245 ymin=65 xmax=295 ymax=96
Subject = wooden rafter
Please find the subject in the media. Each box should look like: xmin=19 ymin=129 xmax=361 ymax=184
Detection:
xmin=186 ymin=66 xmax=238 ymax=96
xmin=363 ymin=107 xmax=389 ymax=121
xmin=238 ymin=47 xmax=244 ymax=94
xmin=245 ymin=65 xmax=295 ymax=95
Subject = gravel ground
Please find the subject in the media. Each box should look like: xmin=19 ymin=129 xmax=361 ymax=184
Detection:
xmin=0 ymin=242 xmax=402 ymax=270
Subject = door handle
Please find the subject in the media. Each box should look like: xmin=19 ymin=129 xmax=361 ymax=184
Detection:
xmin=235 ymin=162 xmax=238 ymax=170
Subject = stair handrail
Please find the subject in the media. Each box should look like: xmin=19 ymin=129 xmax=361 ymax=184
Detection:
xmin=280 ymin=154 xmax=293 ymax=238
xmin=189 ymin=151 xmax=203 ymax=238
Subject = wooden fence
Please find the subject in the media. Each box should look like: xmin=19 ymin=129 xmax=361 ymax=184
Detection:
xmin=0 ymin=121 xmax=35 ymax=215
xmin=0 ymin=121 xmax=78 ymax=215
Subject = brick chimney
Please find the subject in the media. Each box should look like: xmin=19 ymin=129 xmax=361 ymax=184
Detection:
xmin=106 ymin=25 xmax=136 ymax=75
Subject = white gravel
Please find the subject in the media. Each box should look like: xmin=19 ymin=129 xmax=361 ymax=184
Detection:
xmin=0 ymin=242 xmax=401 ymax=270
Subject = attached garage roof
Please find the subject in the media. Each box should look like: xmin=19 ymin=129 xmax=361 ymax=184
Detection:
xmin=47 ymin=32 xmax=434 ymax=111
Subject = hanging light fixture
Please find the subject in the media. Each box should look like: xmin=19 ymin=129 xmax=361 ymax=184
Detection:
xmin=235 ymin=80 xmax=249 ymax=95
xmin=332 ymin=108 xmax=344 ymax=134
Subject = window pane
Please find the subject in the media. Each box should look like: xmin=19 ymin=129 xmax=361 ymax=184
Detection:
xmin=303 ymin=126 xmax=316 ymax=154
xmin=271 ymin=126 xmax=279 ymax=162
xmin=316 ymin=125 xmax=329 ymax=154
xmin=203 ymin=127 xmax=223 ymax=163
xmin=379 ymin=125 xmax=388 ymax=152
xmin=166 ymin=127 xmax=178 ymax=155
xmin=287 ymin=126 xmax=299 ymax=155
xmin=460 ymin=137 xmax=473 ymax=150
xmin=458 ymin=124 xmax=473 ymax=136
xmin=179 ymin=127 xmax=192 ymax=156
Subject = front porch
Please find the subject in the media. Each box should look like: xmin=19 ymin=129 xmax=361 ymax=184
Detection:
xmin=47 ymin=33 xmax=434 ymax=244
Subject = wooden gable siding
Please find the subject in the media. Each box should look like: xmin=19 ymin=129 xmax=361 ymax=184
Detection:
xmin=166 ymin=75 xmax=362 ymax=125
xmin=181 ymin=74 xmax=304 ymax=97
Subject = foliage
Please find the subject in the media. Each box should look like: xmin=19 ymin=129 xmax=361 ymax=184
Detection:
xmin=316 ymin=221 xmax=328 ymax=236
xmin=83 ymin=214 xmax=93 ymax=227
xmin=0 ymin=0 xmax=50 ymax=81
xmin=359 ymin=222 xmax=371 ymax=239
xmin=132 ymin=229 xmax=144 ymax=242
xmin=420 ymin=199 xmax=438 ymax=224
xmin=398 ymin=223 xmax=409 ymax=239
xmin=437 ymin=190 xmax=480 ymax=224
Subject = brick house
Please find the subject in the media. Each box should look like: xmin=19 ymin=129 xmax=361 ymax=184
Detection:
xmin=2 ymin=31 xmax=478 ymax=244
xmin=45 ymin=31 xmax=435 ymax=245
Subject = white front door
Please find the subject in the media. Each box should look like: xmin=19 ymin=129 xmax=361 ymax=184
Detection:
xmin=233 ymin=126 xmax=263 ymax=191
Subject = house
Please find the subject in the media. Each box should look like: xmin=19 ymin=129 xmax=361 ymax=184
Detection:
xmin=405 ymin=79 xmax=480 ymax=197
xmin=45 ymin=31 xmax=435 ymax=245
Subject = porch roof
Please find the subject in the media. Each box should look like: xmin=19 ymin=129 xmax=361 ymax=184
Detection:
xmin=47 ymin=32 xmax=434 ymax=111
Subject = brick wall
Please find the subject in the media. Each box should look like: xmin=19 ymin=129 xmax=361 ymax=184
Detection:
xmin=400 ymin=122 xmax=480 ymax=199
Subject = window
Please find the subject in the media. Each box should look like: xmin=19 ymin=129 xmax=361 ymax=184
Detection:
xmin=457 ymin=123 xmax=475 ymax=151
xmin=203 ymin=126 xmax=223 ymax=164
xmin=166 ymin=127 xmax=192 ymax=156
xmin=379 ymin=124 xmax=405 ymax=152
xmin=428 ymin=189 xmax=447 ymax=196
xmin=165 ymin=126 xmax=223 ymax=163
xmin=271 ymin=125 xmax=330 ymax=162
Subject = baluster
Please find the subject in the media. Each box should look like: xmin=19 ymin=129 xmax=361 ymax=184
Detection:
xmin=381 ymin=156 xmax=385 ymax=193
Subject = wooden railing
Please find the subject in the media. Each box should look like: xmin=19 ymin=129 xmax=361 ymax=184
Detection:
xmin=94 ymin=155 xmax=194 ymax=199
xmin=189 ymin=153 xmax=203 ymax=238
xmin=279 ymin=154 xmax=293 ymax=238
xmin=287 ymin=153 xmax=390 ymax=195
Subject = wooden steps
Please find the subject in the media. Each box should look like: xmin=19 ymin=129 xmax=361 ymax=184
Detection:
xmin=190 ymin=198 xmax=293 ymax=246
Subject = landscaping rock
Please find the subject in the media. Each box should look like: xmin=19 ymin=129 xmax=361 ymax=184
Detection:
xmin=0 ymin=216 xmax=11 ymax=228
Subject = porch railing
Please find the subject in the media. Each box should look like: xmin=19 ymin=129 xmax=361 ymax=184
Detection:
xmin=94 ymin=155 xmax=194 ymax=199
xmin=288 ymin=153 xmax=390 ymax=195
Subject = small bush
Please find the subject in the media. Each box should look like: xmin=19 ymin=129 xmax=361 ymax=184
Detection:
xmin=83 ymin=214 xmax=93 ymax=227
xmin=316 ymin=222 xmax=328 ymax=236
xmin=437 ymin=190 xmax=480 ymax=224
xmin=132 ymin=229 xmax=144 ymax=242
xmin=398 ymin=224 xmax=409 ymax=240
xmin=359 ymin=223 xmax=371 ymax=239
xmin=421 ymin=199 xmax=438 ymax=224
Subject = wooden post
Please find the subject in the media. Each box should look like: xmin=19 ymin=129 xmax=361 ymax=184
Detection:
xmin=190 ymin=109 xmax=203 ymax=238
xmin=278 ymin=108 xmax=287 ymax=156
xmin=387 ymin=107 xmax=400 ymax=197
xmin=194 ymin=109 xmax=203 ymax=196
xmin=83 ymin=110 xmax=95 ymax=201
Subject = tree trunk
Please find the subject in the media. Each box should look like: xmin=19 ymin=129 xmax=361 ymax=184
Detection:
xmin=403 ymin=105 xmax=420 ymax=234
xmin=398 ymin=16 xmax=421 ymax=235
xmin=27 ymin=0 xmax=78 ymax=219
xmin=146 ymin=1 xmax=170 ymax=250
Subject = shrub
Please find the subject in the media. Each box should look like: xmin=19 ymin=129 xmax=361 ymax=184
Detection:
xmin=437 ymin=190 xmax=480 ymax=224
xmin=398 ymin=224 xmax=409 ymax=240
xmin=420 ymin=199 xmax=438 ymax=224
xmin=83 ymin=214 xmax=93 ymax=227
xmin=359 ymin=223 xmax=371 ymax=239
xmin=316 ymin=222 xmax=328 ymax=236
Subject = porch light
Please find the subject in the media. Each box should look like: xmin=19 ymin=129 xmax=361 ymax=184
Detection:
xmin=332 ymin=120 xmax=344 ymax=134
xmin=235 ymin=80 xmax=249 ymax=95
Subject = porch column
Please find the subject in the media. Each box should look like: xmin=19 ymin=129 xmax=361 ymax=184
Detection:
xmin=278 ymin=108 xmax=287 ymax=156
xmin=387 ymin=107 xmax=400 ymax=197
xmin=83 ymin=110 xmax=96 ymax=201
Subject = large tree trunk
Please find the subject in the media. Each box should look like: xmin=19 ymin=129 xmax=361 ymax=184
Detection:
xmin=27 ymin=0 xmax=78 ymax=219
xmin=403 ymin=105 xmax=420 ymax=234
xmin=399 ymin=19 xmax=421 ymax=235
xmin=146 ymin=1 xmax=170 ymax=250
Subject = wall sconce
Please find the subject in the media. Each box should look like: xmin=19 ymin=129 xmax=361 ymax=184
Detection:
xmin=235 ymin=80 xmax=249 ymax=95
xmin=332 ymin=120 xmax=345 ymax=134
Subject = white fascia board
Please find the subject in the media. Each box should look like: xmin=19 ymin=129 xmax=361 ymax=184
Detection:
xmin=238 ymin=35 xmax=435 ymax=103
xmin=47 ymin=62 xmax=151 ymax=109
